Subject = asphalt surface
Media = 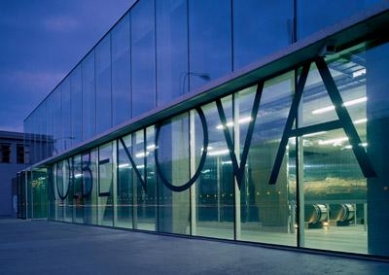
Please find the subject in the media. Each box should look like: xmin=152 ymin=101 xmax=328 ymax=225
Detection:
xmin=1 ymin=218 xmax=389 ymax=275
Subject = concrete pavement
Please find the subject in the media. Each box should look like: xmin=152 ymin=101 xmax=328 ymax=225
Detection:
xmin=1 ymin=218 xmax=389 ymax=275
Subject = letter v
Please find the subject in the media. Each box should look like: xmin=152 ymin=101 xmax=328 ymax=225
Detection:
xmin=215 ymin=81 xmax=264 ymax=190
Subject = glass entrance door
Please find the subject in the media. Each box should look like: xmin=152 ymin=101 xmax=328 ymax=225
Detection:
xmin=292 ymin=129 xmax=367 ymax=254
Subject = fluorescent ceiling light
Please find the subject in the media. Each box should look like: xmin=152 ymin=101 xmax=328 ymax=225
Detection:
xmin=208 ymin=149 xmax=230 ymax=156
xmin=352 ymin=68 xmax=366 ymax=78
xmin=312 ymin=97 xmax=367 ymax=115
xmin=318 ymin=136 xmax=348 ymax=145
xmin=147 ymin=144 xmax=156 ymax=150
xmin=354 ymin=118 xmax=367 ymax=125
xmin=216 ymin=116 xmax=252 ymax=129
xmin=118 ymin=163 xmax=130 ymax=168
xmin=303 ymin=131 xmax=327 ymax=137
xmin=343 ymin=97 xmax=367 ymax=107
xmin=344 ymin=143 xmax=368 ymax=149
xmin=135 ymin=151 xmax=149 ymax=158
xmin=312 ymin=105 xmax=335 ymax=114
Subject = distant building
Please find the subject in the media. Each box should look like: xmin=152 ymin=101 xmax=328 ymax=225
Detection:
xmin=21 ymin=0 xmax=389 ymax=260
xmin=0 ymin=131 xmax=28 ymax=217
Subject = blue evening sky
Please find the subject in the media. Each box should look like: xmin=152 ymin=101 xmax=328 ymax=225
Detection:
xmin=0 ymin=0 xmax=136 ymax=132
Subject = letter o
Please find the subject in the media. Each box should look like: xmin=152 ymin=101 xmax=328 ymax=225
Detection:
xmin=155 ymin=107 xmax=208 ymax=192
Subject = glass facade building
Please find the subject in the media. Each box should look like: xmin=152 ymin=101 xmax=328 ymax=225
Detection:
xmin=21 ymin=0 xmax=389 ymax=259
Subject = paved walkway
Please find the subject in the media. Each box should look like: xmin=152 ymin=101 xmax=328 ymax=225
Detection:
xmin=1 ymin=218 xmax=389 ymax=275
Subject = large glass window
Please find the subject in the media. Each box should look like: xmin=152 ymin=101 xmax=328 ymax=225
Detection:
xmin=131 ymin=0 xmax=156 ymax=118
xmin=73 ymin=154 xmax=84 ymax=224
xmin=51 ymin=88 xmax=62 ymax=155
xmin=188 ymin=0 xmax=231 ymax=91
xmin=239 ymin=73 xmax=295 ymax=246
xmin=296 ymin=0 xmax=378 ymax=40
xmin=233 ymin=0 xmax=293 ymax=70
xmin=156 ymin=112 xmax=192 ymax=234
xmin=196 ymin=101 xmax=234 ymax=239
xmin=31 ymin=168 xmax=48 ymax=219
xmin=61 ymin=80 xmax=72 ymax=151
xmin=112 ymin=14 xmax=131 ymax=126
xmin=117 ymin=134 xmax=134 ymax=229
xmin=70 ymin=67 xmax=83 ymax=145
xmin=43 ymin=25 xmax=389 ymax=258
xmin=82 ymin=52 xmax=96 ymax=140
xmin=98 ymin=142 xmax=114 ymax=226
xmin=83 ymin=149 xmax=98 ymax=226
xmin=95 ymin=35 xmax=113 ymax=134
xmin=0 ymin=143 xmax=10 ymax=163
xmin=156 ymin=0 xmax=188 ymax=105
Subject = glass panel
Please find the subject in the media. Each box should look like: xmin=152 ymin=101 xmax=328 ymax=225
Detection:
xmin=156 ymin=0 xmax=188 ymax=105
xmin=117 ymin=134 xmax=134 ymax=229
xmin=71 ymin=66 xmax=83 ymax=144
xmin=292 ymin=45 xmax=379 ymax=255
xmin=295 ymin=128 xmax=366 ymax=254
xmin=140 ymin=126 xmax=157 ymax=230
xmin=83 ymin=149 xmax=98 ymax=225
xmin=296 ymin=0 xmax=378 ymax=40
xmin=131 ymin=0 xmax=156 ymax=117
xmin=98 ymin=142 xmax=114 ymax=226
xmin=239 ymin=72 xmax=295 ymax=246
xmin=195 ymin=100 xmax=234 ymax=240
xmin=73 ymin=154 xmax=83 ymax=223
xmin=55 ymin=158 xmax=72 ymax=222
xmin=82 ymin=52 xmax=96 ymax=140
xmin=47 ymin=166 xmax=56 ymax=220
xmin=45 ymin=93 xmax=56 ymax=157
xmin=112 ymin=14 xmax=131 ymax=125
xmin=233 ymin=0 xmax=293 ymax=69
xmin=31 ymin=168 xmax=48 ymax=219
xmin=52 ymin=88 xmax=62 ymax=155
xmin=188 ymin=0 xmax=231 ymax=91
xmin=40 ymin=100 xmax=50 ymax=160
xmin=53 ymin=162 xmax=64 ymax=221
xmin=301 ymin=63 xmax=338 ymax=127
xmin=156 ymin=112 xmax=191 ymax=234
xmin=95 ymin=35 xmax=112 ymax=133
xmin=133 ymin=130 xmax=147 ymax=230
xmin=61 ymin=79 xmax=72 ymax=151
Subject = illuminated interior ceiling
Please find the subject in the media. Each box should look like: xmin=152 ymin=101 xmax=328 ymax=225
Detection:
xmin=205 ymin=49 xmax=367 ymax=156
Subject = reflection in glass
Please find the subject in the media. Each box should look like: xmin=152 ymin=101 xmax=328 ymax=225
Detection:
xmin=233 ymin=0 xmax=293 ymax=70
xmin=96 ymin=35 xmax=112 ymax=134
xmin=112 ymin=15 xmax=131 ymax=125
xmin=82 ymin=53 xmax=96 ymax=140
xmin=71 ymin=67 xmax=83 ymax=144
xmin=297 ymin=0 xmax=374 ymax=40
xmin=73 ymin=154 xmax=83 ymax=224
xmin=196 ymin=100 xmax=234 ymax=239
xmin=290 ymin=128 xmax=366 ymax=253
xmin=98 ymin=142 xmax=114 ymax=226
xmin=239 ymin=73 xmax=295 ymax=246
xmin=156 ymin=113 xmax=192 ymax=234
xmin=84 ymin=150 xmax=98 ymax=225
xmin=156 ymin=0 xmax=188 ymax=104
xmin=189 ymin=0 xmax=231 ymax=90
xmin=131 ymin=0 xmax=156 ymax=117
xmin=117 ymin=134 xmax=134 ymax=229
